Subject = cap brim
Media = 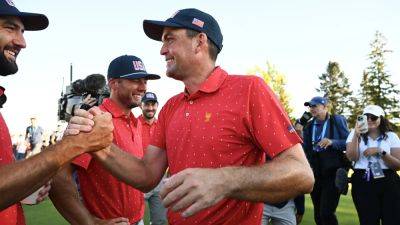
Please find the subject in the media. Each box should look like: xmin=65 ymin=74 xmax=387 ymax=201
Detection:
xmin=119 ymin=72 xmax=160 ymax=80
xmin=143 ymin=20 xmax=184 ymax=41
xmin=16 ymin=12 xmax=49 ymax=31
xmin=363 ymin=110 xmax=382 ymax=117
xmin=304 ymin=102 xmax=311 ymax=106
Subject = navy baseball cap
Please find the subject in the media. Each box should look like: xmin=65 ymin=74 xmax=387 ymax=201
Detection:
xmin=304 ymin=96 xmax=328 ymax=106
xmin=141 ymin=92 xmax=158 ymax=103
xmin=107 ymin=55 xmax=160 ymax=80
xmin=0 ymin=0 xmax=48 ymax=31
xmin=143 ymin=8 xmax=223 ymax=52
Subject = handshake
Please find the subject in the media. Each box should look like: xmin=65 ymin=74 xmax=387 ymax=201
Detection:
xmin=63 ymin=107 xmax=114 ymax=154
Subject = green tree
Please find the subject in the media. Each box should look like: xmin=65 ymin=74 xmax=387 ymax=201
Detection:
xmin=316 ymin=61 xmax=353 ymax=116
xmin=348 ymin=71 xmax=369 ymax=126
xmin=248 ymin=62 xmax=294 ymax=118
xmin=359 ymin=31 xmax=399 ymax=121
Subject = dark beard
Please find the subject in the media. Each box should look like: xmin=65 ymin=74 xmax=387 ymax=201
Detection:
xmin=0 ymin=51 xmax=18 ymax=76
xmin=143 ymin=111 xmax=155 ymax=120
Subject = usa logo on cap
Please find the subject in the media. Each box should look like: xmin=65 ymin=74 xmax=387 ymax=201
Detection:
xmin=132 ymin=60 xmax=146 ymax=71
xmin=145 ymin=93 xmax=155 ymax=99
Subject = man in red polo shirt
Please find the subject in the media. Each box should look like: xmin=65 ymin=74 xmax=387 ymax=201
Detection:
xmin=139 ymin=92 xmax=168 ymax=225
xmin=0 ymin=1 xmax=114 ymax=225
xmin=69 ymin=8 xmax=314 ymax=225
xmin=50 ymin=55 xmax=160 ymax=225
xmin=139 ymin=92 xmax=159 ymax=153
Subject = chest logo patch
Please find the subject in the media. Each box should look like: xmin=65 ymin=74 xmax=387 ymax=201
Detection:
xmin=205 ymin=112 xmax=212 ymax=122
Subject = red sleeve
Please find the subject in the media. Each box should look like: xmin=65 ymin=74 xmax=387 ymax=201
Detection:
xmin=72 ymin=153 xmax=92 ymax=170
xmin=246 ymin=77 xmax=301 ymax=159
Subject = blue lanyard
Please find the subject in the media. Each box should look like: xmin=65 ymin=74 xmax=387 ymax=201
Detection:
xmin=364 ymin=136 xmax=383 ymax=181
xmin=312 ymin=119 xmax=328 ymax=144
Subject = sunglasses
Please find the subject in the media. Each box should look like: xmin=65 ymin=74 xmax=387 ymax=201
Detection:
xmin=365 ymin=113 xmax=379 ymax=121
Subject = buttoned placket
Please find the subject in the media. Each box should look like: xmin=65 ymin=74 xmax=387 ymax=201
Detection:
xmin=125 ymin=115 xmax=136 ymax=143
xmin=185 ymin=98 xmax=194 ymax=119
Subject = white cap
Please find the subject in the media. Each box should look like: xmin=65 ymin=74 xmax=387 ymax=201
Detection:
xmin=363 ymin=105 xmax=385 ymax=117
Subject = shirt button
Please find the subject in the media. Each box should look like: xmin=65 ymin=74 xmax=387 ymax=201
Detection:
xmin=189 ymin=100 xmax=194 ymax=105
xmin=185 ymin=112 xmax=190 ymax=117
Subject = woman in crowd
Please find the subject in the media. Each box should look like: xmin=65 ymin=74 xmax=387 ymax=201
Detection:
xmin=346 ymin=105 xmax=400 ymax=225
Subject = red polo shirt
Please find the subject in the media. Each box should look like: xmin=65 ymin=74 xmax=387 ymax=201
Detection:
xmin=0 ymin=113 xmax=25 ymax=225
xmin=151 ymin=67 xmax=301 ymax=225
xmin=73 ymin=98 xmax=144 ymax=224
xmin=138 ymin=115 xmax=157 ymax=151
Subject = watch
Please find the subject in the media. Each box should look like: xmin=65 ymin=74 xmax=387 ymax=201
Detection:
xmin=378 ymin=150 xmax=387 ymax=157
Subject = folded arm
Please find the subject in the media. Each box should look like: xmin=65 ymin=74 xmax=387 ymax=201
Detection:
xmin=160 ymin=143 xmax=314 ymax=217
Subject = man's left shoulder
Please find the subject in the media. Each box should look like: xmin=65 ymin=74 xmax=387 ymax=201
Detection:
xmin=332 ymin=114 xmax=347 ymax=122
xmin=225 ymin=74 xmax=266 ymax=90
xmin=227 ymin=74 xmax=263 ymax=82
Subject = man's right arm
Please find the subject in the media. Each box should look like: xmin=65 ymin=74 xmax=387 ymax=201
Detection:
xmin=49 ymin=164 xmax=94 ymax=225
xmin=92 ymin=144 xmax=168 ymax=192
xmin=66 ymin=108 xmax=169 ymax=193
xmin=0 ymin=112 xmax=113 ymax=210
xmin=50 ymin=164 xmax=130 ymax=225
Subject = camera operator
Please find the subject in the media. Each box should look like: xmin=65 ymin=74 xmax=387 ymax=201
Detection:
xmin=297 ymin=96 xmax=350 ymax=225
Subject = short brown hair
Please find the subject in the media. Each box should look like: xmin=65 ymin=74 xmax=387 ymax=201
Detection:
xmin=186 ymin=29 xmax=219 ymax=61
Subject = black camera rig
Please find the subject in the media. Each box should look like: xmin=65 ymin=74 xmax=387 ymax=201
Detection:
xmin=58 ymin=74 xmax=110 ymax=121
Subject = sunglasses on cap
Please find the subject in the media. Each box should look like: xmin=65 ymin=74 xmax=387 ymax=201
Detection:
xmin=364 ymin=113 xmax=379 ymax=121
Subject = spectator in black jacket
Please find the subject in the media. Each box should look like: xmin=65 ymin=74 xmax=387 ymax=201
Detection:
xmin=295 ymin=96 xmax=349 ymax=225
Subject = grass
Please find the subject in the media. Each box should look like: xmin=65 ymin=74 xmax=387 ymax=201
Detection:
xmin=302 ymin=194 xmax=358 ymax=225
xmin=23 ymin=194 xmax=359 ymax=225
xmin=23 ymin=200 xmax=150 ymax=225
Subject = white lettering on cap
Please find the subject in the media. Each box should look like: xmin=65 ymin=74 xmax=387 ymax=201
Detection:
xmin=146 ymin=93 xmax=155 ymax=98
xmin=6 ymin=0 xmax=15 ymax=6
xmin=132 ymin=61 xmax=146 ymax=71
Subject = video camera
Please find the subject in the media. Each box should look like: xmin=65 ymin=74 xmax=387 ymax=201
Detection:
xmin=58 ymin=74 xmax=110 ymax=121
xmin=295 ymin=111 xmax=313 ymax=126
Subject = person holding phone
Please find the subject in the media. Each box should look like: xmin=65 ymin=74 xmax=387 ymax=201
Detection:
xmin=346 ymin=105 xmax=400 ymax=225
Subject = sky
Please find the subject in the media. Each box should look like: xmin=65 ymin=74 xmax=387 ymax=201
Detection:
xmin=1 ymin=0 xmax=399 ymax=135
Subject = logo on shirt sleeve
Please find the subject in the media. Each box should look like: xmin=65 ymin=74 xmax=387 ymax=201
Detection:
xmin=205 ymin=112 xmax=212 ymax=122
xmin=287 ymin=125 xmax=295 ymax=133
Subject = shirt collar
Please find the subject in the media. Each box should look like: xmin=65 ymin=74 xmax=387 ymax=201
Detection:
xmin=139 ymin=114 xmax=157 ymax=126
xmin=184 ymin=66 xmax=228 ymax=97
xmin=102 ymin=98 xmax=134 ymax=120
